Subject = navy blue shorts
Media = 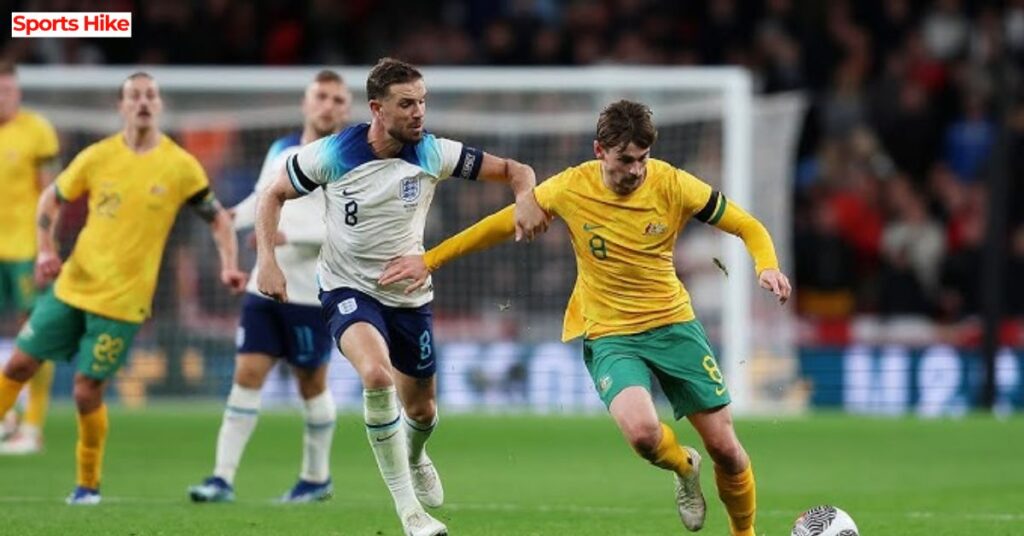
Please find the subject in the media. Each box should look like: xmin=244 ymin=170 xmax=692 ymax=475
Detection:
xmin=236 ymin=293 xmax=333 ymax=369
xmin=319 ymin=287 xmax=436 ymax=378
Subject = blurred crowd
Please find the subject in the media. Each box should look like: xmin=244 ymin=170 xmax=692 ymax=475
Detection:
xmin=5 ymin=0 xmax=1024 ymax=321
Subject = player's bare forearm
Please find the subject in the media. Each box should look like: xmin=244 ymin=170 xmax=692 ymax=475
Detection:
xmin=210 ymin=209 xmax=239 ymax=272
xmin=34 ymin=184 xmax=64 ymax=284
xmin=506 ymin=159 xmax=537 ymax=198
xmin=254 ymin=174 xmax=300 ymax=301
xmin=210 ymin=208 xmax=248 ymax=293
xmin=424 ymin=205 xmax=517 ymax=271
xmin=477 ymin=153 xmax=536 ymax=194
xmin=35 ymin=184 xmax=61 ymax=256
xmin=475 ymin=153 xmax=547 ymax=240
xmin=255 ymin=174 xmax=297 ymax=268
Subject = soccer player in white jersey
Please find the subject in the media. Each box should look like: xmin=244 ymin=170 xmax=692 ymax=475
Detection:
xmin=255 ymin=57 xmax=549 ymax=536
xmin=188 ymin=71 xmax=351 ymax=504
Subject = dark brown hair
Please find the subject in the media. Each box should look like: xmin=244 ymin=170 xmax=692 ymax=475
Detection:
xmin=118 ymin=71 xmax=154 ymax=100
xmin=314 ymin=69 xmax=343 ymax=84
xmin=596 ymin=100 xmax=658 ymax=150
xmin=0 ymin=61 xmax=15 ymax=76
xmin=366 ymin=57 xmax=422 ymax=101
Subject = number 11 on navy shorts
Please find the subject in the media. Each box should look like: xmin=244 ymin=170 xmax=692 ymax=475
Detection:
xmin=236 ymin=293 xmax=333 ymax=369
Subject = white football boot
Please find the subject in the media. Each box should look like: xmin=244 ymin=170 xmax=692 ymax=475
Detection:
xmin=410 ymin=453 xmax=444 ymax=508
xmin=0 ymin=427 xmax=42 ymax=455
xmin=674 ymin=446 xmax=706 ymax=531
xmin=401 ymin=509 xmax=447 ymax=536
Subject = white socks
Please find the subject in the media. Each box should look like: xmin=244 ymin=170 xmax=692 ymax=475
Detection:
xmin=214 ymin=384 xmax=262 ymax=484
xmin=300 ymin=390 xmax=336 ymax=483
xmin=403 ymin=412 xmax=437 ymax=464
xmin=364 ymin=386 xmax=418 ymax=513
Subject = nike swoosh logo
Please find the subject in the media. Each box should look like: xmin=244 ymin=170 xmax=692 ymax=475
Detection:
xmin=416 ymin=361 xmax=434 ymax=370
xmin=715 ymin=386 xmax=727 ymax=396
xmin=582 ymin=223 xmax=604 ymax=232
xmin=342 ymin=189 xmax=360 ymax=196
xmin=375 ymin=431 xmax=398 ymax=442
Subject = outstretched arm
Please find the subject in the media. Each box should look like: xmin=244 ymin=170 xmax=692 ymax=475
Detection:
xmin=378 ymin=204 xmax=517 ymax=293
xmin=699 ymin=192 xmax=791 ymax=303
xmin=477 ymin=153 xmax=548 ymax=241
xmin=255 ymin=170 xmax=304 ymax=301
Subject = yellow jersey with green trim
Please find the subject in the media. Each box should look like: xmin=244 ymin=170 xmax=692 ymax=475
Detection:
xmin=0 ymin=109 xmax=59 ymax=260
xmin=54 ymin=134 xmax=209 ymax=323
xmin=534 ymin=159 xmax=774 ymax=341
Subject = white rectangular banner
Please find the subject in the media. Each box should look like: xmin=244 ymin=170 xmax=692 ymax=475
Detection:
xmin=11 ymin=12 xmax=132 ymax=38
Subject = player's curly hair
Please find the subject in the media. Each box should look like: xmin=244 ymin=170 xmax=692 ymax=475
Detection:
xmin=366 ymin=57 xmax=422 ymax=101
xmin=596 ymin=100 xmax=658 ymax=150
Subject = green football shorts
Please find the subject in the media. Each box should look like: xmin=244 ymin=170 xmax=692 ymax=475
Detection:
xmin=15 ymin=289 xmax=141 ymax=380
xmin=0 ymin=259 xmax=37 ymax=313
xmin=583 ymin=320 xmax=731 ymax=420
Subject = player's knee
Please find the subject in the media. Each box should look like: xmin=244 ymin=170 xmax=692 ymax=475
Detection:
xmin=72 ymin=378 xmax=105 ymax=413
xmin=705 ymin=436 xmax=747 ymax=472
xmin=233 ymin=365 xmax=267 ymax=389
xmin=3 ymin=351 xmax=42 ymax=382
xmin=233 ymin=370 xmax=264 ymax=387
xmin=625 ymin=421 xmax=662 ymax=460
xmin=297 ymin=376 xmax=327 ymax=400
xmin=359 ymin=363 xmax=393 ymax=389
xmin=403 ymin=398 xmax=436 ymax=424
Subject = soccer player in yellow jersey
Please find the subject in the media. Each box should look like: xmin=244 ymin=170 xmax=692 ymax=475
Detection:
xmin=0 ymin=62 xmax=60 ymax=455
xmin=0 ymin=72 xmax=247 ymax=505
xmin=380 ymin=100 xmax=792 ymax=536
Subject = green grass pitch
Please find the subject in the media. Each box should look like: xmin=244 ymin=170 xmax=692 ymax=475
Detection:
xmin=1 ymin=407 xmax=1021 ymax=535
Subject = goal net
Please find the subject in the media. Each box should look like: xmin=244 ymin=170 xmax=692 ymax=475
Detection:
xmin=16 ymin=66 xmax=804 ymax=415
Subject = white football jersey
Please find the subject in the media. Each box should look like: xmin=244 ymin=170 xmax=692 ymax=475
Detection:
xmin=286 ymin=123 xmax=482 ymax=307
xmin=234 ymin=132 xmax=326 ymax=306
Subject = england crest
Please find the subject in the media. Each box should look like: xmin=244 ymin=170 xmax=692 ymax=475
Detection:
xmin=398 ymin=176 xmax=421 ymax=202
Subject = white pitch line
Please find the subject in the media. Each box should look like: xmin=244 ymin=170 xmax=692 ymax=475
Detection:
xmin=0 ymin=496 xmax=1020 ymax=523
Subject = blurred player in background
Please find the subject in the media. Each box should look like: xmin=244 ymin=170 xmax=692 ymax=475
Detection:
xmin=0 ymin=62 xmax=60 ymax=455
xmin=188 ymin=69 xmax=351 ymax=504
xmin=0 ymin=72 xmax=246 ymax=505
xmin=256 ymin=57 xmax=548 ymax=536
xmin=380 ymin=100 xmax=792 ymax=536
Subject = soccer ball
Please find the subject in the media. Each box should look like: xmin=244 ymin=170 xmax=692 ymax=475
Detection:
xmin=791 ymin=505 xmax=859 ymax=536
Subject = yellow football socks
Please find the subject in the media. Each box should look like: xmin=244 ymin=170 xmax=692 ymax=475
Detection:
xmin=715 ymin=463 xmax=757 ymax=536
xmin=650 ymin=423 xmax=695 ymax=477
xmin=76 ymin=405 xmax=109 ymax=489
xmin=0 ymin=374 xmax=26 ymax=416
xmin=24 ymin=361 xmax=55 ymax=428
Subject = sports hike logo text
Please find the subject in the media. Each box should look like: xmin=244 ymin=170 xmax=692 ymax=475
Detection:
xmin=11 ymin=12 xmax=132 ymax=38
